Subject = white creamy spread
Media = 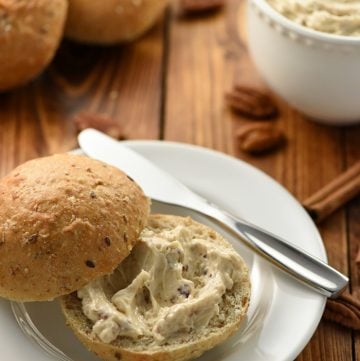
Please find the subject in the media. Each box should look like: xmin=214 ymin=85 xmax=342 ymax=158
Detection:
xmin=267 ymin=0 xmax=360 ymax=37
xmin=78 ymin=224 xmax=244 ymax=344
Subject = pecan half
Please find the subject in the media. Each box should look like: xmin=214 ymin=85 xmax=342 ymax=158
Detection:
xmin=226 ymin=85 xmax=278 ymax=119
xmin=181 ymin=0 xmax=225 ymax=14
xmin=73 ymin=112 xmax=126 ymax=140
xmin=324 ymin=293 xmax=360 ymax=330
xmin=236 ymin=123 xmax=285 ymax=154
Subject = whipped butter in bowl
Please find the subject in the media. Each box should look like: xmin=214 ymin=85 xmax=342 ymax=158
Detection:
xmin=267 ymin=0 xmax=360 ymax=37
xmin=247 ymin=0 xmax=360 ymax=125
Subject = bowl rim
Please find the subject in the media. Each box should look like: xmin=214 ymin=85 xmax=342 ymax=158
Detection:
xmin=250 ymin=0 xmax=360 ymax=45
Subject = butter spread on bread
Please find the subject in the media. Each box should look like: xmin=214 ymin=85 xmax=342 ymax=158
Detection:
xmin=78 ymin=222 xmax=244 ymax=344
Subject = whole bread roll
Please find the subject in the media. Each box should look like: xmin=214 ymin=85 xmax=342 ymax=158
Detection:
xmin=0 ymin=0 xmax=68 ymax=91
xmin=65 ymin=0 xmax=168 ymax=44
xmin=0 ymin=154 xmax=149 ymax=301
xmin=61 ymin=214 xmax=251 ymax=361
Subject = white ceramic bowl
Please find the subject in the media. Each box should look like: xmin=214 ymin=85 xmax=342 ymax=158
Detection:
xmin=247 ymin=0 xmax=360 ymax=125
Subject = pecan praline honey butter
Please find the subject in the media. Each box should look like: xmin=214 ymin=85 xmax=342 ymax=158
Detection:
xmin=268 ymin=0 xmax=360 ymax=37
xmin=76 ymin=215 xmax=248 ymax=344
xmin=61 ymin=215 xmax=251 ymax=361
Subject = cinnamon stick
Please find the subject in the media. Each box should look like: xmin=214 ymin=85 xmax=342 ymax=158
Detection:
xmin=303 ymin=161 xmax=360 ymax=223
xmin=324 ymin=293 xmax=360 ymax=330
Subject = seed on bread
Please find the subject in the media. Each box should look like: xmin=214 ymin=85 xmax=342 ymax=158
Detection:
xmin=104 ymin=237 xmax=112 ymax=247
xmin=27 ymin=234 xmax=39 ymax=244
xmin=85 ymin=260 xmax=96 ymax=268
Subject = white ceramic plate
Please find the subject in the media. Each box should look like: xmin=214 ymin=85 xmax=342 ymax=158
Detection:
xmin=1 ymin=141 xmax=326 ymax=361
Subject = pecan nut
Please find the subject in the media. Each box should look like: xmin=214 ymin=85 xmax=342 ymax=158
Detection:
xmin=324 ymin=293 xmax=360 ymax=330
xmin=181 ymin=0 xmax=225 ymax=14
xmin=73 ymin=112 xmax=126 ymax=140
xmin=236 ymin=123 xmax=285 ymax=154
xmin=226 ymin=85 xmax=278 ymax=119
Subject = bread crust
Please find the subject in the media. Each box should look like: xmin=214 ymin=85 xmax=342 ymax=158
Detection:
xmin=65 ymin=0 xmax=168 ymax=44
xmin=0 ymin=0 xmax=68 ymax=91
xmin=61 ymin=214 xmax=251 ymax=361
xmin=0 ymin=154 xmax=149 ymax=301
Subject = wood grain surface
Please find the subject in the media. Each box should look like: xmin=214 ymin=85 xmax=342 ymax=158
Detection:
xmin=0 ymin=0 xmax=359 ymax=360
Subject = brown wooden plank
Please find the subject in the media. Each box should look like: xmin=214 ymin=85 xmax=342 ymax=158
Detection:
xmin=165 ymin=0 xmax=354 ymax=359
xmin=345 ymin=126 xmax=360 ymax=361
xmin=165 ymin=3 xmax=236 ymax=152
xmin=0 ymin=19 xmax=165 ymax=177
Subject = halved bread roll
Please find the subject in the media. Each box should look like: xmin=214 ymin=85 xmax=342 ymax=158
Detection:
xmin=0 ymin=154 xmax=149 ymax=301
xmin=61 ymin=214 xmax=250 ymax=361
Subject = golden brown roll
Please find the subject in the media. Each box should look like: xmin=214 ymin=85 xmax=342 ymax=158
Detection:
xmin=0 ymin=0 xmax=68 ymax=91
xmin=0 ymin=154 xmax=149 ymax=301
xmin=65 ymin=0 xmax=168 ymax=44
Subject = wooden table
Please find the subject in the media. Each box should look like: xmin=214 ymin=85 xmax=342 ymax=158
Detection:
xmin=0 ymin=1 xmax=359 ymax=360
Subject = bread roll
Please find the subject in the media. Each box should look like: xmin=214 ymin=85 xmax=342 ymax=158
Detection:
xmin=61 ymin=214 xmax=250 ymax=361
xmin=0 ymin=154 xmax=149 ymax=301
xmin=65 ymin=0 xmax=168 ymax=44
xmin=0 ymin=0 xmax=68 ymax=91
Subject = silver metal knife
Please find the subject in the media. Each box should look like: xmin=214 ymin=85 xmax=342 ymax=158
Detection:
xmin=78 ymin=129 xmax=348 ymax=298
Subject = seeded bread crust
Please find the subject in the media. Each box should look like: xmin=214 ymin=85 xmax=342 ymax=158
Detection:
xmin=65 ymin=0 xmax=168 ymax=44
xmin=61 ymin=214 xmax=251 ymax=361
xmin=0 ymin=0 xmax=68 ymax=91
xmin=0 ymin=154 xmax=149 ymax=301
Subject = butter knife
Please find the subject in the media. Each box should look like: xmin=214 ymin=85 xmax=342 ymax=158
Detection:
xmin=78 ymin=129 xmax=348 ymax=298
